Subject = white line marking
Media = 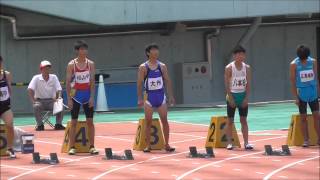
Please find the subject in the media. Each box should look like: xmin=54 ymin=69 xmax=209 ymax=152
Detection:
xmin=151 ymin=171 xmax=160 ymax=174
xmin=263 ymin=156 xmax=320 ymax=180
xmin=93 ymin=136 xmax=287 ymax=180
xmin=67 ymin=174 xmax=76 ymax=177
xmin=176 ymin=151 xmax=264 ymax=180
xmin=176 ymin=136 xmax=287 ymax=180
xmin=9 ymin=155 xmax=100 ymax=180
xmin=0 ymin=165 xmax=32 ymax=171
xmin=278 ymin=176 xmax=288 ymax=179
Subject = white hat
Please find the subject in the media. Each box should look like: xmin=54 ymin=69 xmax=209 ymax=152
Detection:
xmin=40 ymin=60 xmax=52 ymax=69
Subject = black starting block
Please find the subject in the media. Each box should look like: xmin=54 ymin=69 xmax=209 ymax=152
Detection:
xmin=103 ymin=148 xmax=134 ymax=160
xmin=187 ymin=146 xmax=215 ymax=158
xmin=32 ymin=152 xmax=59 ymax=164
xmin=264 ymin=145 xmax=291 ymax=156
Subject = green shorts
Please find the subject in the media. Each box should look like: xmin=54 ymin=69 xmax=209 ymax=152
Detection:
xmin=226 ymin=92 xmax=246 ymax=107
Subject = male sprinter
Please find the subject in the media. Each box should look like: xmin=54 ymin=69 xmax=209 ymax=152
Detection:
xmin=224 ymin=46 xmax=253 ymax=150
xmin=290 ymin=44 xmax=320 ymax=147
xmin=137 ymin=43 xmax=175 ymax=153
xmin=0 ymin=56 xmax=16 ymax=158
xmin=66 ymin=40 xmax=98 ymax=155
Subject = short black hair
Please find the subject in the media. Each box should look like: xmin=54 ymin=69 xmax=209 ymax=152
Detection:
xmin=232 ymin=46 xmax=246 ymax=54
xmin=296 ymin=44 xmax=310 ymax=60
xmin=74 ymin=40 xmax=88 ymax=50
xmin=145 ymin=43 xmax=159 ymax=57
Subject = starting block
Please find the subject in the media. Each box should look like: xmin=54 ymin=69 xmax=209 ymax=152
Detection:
xmin=103 ymin=148 xmax=134 ymax=160
xmin=187 ymin=146 xmax=215 ymax=158
xmin=264 ymin=145 xmax=291 ymax=156
xmin=32 ymin=152 xmax=59 ymax=164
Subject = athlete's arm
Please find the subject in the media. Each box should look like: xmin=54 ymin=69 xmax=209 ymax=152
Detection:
xmin=244 ymin=65 xmax=251 ymax=100
xmin=66 ymin=62 xmax=73 ymax=102
xmin=313 ymin=59 xmax=319 ymax=95
xmin=289 ymin=61 xmax=298 ymax=103
xmin=161 ymin=64 xmax=175 ymax=105
xmin=89 ymin=61 xmax=95 ymax=108
xmin=6 ymin=71 xmax=12 ymax=95
xmin=224 ymin=65 xmax=233 ymax=98
xmin=137 ymin=65 xmax=145 ymax=106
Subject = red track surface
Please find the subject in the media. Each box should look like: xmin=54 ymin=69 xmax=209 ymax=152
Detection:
xmin=1 ymin=121 xmax=319 ymax=180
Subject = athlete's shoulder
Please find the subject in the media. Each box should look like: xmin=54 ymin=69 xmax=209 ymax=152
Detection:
xmin=225 ymin=62 xmax=233 ymax=69
xmin=68 ymin=59 xmax=76 ymax=66
xmin=290 ymin=58 xmax=299 ymax=65
xmin=158 ymin=61 xmax=166 ymax=67
xmin=87 ymin=58 xmax=94 ymax=64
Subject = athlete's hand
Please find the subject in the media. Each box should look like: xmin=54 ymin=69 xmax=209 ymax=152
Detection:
xmin=68 ymin=98 xmax=73 ymax=110
xmin=169 ymin=96 xmax=175 ymax=107
xmin=138 ymin=98 xmax=144 ymax=108
xmin=89 ymin=97 xmax=94 ymax=108
xmin=242 ymin=97 xmax=248 ymax=108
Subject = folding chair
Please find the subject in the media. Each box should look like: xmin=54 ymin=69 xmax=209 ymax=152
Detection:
xmin=34 ymin=111 xmax=55 ymax=129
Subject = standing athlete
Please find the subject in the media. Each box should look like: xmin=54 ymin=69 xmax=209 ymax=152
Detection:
xmin=224 ymin=46 xmax=253 ymax=150
xmin=290 ymin=44 xmax=320 ymax=147
xmin=0 ymin=56 xmax=16 ymax=158
xmin=66 ymin=40 xmax=98 ymax=155
xmin=137 ymin=43 xmax=175 ymax=153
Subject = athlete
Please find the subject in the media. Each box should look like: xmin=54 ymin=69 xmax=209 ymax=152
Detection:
xmin=66 ymin=40 xmax=99 ymax=155
xmin=290 ymin=44 xmax=320 ymax=147
xmin=137 ymin=43 xmax=175 ymax=153
xmin=224 ymin=46 xmax=253 ymax=150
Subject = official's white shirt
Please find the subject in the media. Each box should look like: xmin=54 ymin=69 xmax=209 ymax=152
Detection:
xmin=28 ymin=74 xmax=62 ymax=99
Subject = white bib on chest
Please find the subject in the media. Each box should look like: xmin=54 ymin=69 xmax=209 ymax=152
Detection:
xmin=75 ymin=71 xmax=90 ymax=84
xmin=0 ymin=86 xmax=9 ymax=101
xmin=299 ymin=70 xmax=314 ymax=83
xmin=147 ymin=77 xmax=163 ymax=91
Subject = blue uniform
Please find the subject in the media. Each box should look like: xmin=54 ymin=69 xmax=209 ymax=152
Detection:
xmin=294 ymin=57 xmax=318 ymax=102
xmin=144 ymin=61 xmax=166 ymax=108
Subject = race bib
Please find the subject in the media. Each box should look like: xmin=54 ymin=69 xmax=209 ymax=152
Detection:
xmin=147 ymin=77 xmax=163 ymax=91
xmin=75 ymin=71 xmax=90 ymax=84
xmin=300 ymin=70 xmax=314 ymax=83
xmin=0 ymin=86 xmax=9 ymax=101
xmin=231 ymin=77 xmax=246 ymax=91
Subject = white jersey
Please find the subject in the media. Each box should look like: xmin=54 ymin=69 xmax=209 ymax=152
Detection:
xmin=230 ymin=62 xmax=247 ymax=93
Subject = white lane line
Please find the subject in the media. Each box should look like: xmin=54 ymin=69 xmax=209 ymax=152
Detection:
xmin=263 ymin=156 xmax=320 ymax=180
xmin=0 ymin=165 xmax=32 ymax=171
xmin=278 ymin=176 xmax=288 ymax=179
xmin=9 ymin=155 xmax=100 ymax=180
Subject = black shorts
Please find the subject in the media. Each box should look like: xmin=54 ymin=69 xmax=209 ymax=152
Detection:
xmin=298 ymin=98 xmax=319 ymax=114
xmin=71 ymin=99 xmax=94 ymax=120
xmin=227 ymin=101 xmax=248 ymax=120
xmin=0 ymin=103 xmax=10 ymax=117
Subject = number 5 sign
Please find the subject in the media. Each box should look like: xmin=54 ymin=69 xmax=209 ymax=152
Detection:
xmin=133 ymin=118 xmax=165 ymax=151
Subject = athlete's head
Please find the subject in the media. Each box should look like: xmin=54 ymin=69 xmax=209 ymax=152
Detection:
xmin=39 ymin=60 xmax=52 ymax=75
xmin=296 ymin=44 xmax=310 ymax=60
xmin=74 ymin=40 xmax=88 ymax=57
xmin=232 ymin=46 xmax=246 ymax=63
xmin=145 ymin=43 xmax=159 ymax=60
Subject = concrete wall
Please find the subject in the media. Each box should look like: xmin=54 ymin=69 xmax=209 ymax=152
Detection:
xmin=0 ymin=18 xmax=318 ymax=113
xmin=1 ymin=0 xmax=319 ymax=25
